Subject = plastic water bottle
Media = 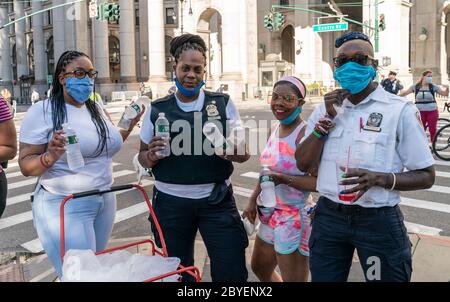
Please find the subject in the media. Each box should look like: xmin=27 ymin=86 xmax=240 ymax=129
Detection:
xmin=155 ymin=113 xmax=170 ymax=157
xmin=259 ymin=165 xmax=276 ymax=208
xmin=62 ymin=123 xmax=84 ymax=170
xmin=118 ymin=97 xmax=148 ymax=129
xmin=202 ymin=123 xmax=231 ymax=155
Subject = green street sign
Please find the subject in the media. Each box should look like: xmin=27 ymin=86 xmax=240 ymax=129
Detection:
xmin=313 ymin=22 xmax=348 ymax=33
xmin=47 ymin=75 xmax=53 ymax=85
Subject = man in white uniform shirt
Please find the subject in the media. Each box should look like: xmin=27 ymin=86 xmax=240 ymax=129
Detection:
xmin=296 ymin=32 xmax=436 ymax=282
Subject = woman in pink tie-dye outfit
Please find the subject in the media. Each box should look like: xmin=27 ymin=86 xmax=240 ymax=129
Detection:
xmin=243 ymin=76 xmax=317 ymax=282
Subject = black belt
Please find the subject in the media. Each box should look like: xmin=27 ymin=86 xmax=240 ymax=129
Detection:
xmin=415 ymin=101 xmax=436 ymax=104
xmin=320 ymin=197 xmax=397 ymax=216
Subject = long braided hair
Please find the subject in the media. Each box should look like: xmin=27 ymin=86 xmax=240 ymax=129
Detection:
xmin=169 ymin=34 xmax=207 ymax=64
xmin=46 ymin=50 xmax=109 ymax=157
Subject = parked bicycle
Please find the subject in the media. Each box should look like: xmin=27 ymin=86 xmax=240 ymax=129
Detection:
xmin=432 ymin=117 xmax=450 ymax=161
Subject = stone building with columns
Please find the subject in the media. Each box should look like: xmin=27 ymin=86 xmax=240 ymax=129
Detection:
xmin=0 ymin=0 xmax=449 ymax=104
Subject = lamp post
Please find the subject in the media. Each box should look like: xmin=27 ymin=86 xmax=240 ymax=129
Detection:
xmin=179 ymin=0 xmax=186 ymax=34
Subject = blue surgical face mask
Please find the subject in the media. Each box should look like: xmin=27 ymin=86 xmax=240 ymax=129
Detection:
xmin=333 ymin=62 xmax=376 ymax=95
xmin=66 ymin=77 xmax=94 ymax=104
xmin=426 ymin=76 xmax=433 ymax=84
xmin=175 ymin=78 xmax=205 ymax=98
xmin=280 ymin=107 xmax=302 ymax=125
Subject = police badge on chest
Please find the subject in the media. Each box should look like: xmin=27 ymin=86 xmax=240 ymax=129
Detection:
xmin=363 ymin=113 xmax=383 ymax=132
xmin=206 ymin=101 xmax=221 ymax=120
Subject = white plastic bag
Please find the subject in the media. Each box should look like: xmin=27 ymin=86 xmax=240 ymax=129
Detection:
xmin=61 ymin=249 xmax=181 ymax=282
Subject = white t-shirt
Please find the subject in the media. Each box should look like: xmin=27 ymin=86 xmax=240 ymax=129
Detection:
xmin=19 ymin=100 xmax=123 ymax=196
xmin=140 ymin=90 xmax=242 ymax=199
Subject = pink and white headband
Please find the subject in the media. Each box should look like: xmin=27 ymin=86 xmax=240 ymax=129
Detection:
xmin=276 ymin=76 xmax=306 ymax=99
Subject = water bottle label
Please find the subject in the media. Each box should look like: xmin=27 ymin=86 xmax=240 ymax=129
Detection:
xmin=157 ymin=125 xmax=169 ymax=133
xmin=67 ymin=135 xmax=78 ymax=145
xmin=131 ymin=104 xmax=141 ymax=114
xmin=260 ymin=175 xmax=274 ymax=184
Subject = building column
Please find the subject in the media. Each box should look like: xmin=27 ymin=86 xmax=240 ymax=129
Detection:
xmin=240 ymin=0 xmax=258 ymax=98
xmin=375 ymin=0 xmax=413 ymax=83
xmin=13 ymin=0 xmax=28 ymax=79
xmin=221 ymin=2 xmax=242 ymax=80
xmin=53 ymin=0 xmax=66 ymax=63
xmin=119 ymin=0 xmax=137 ymax=83
xmin=0 ymin=4 xmax=12 ymax=89
xmin=93 ymin=1 xmax=110 ymax=84
xmin=32 ymin=1 xmax=47 ymax=93
xmin=147 ymin=0 xmax=166 ymax=82
xmin=64 ymin=0 xmax=89 ymax=54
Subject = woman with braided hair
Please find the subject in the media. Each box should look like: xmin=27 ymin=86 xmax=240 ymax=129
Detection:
xmin=18 ymin=51 xmax=144 ymax=277
xmin=139 ymin=34 xmax=250 ymax=281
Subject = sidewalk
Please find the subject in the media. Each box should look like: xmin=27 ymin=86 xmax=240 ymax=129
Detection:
xmin=2 ymin=232 xmax=448 ymax=282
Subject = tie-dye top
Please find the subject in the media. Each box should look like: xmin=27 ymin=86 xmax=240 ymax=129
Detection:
xmin=259 ymin=122 xmax=311 ymax=209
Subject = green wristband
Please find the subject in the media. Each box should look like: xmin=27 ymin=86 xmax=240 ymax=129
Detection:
xmin=312 ymin=130 xmax=323 ymax=139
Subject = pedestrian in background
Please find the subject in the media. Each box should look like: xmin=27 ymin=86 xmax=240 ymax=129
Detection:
xmin=297 ymin=32 xmax=435 ymax=282
xmin=138 ymin=34 xmax=250 ymax=282
xmin=0 ymin=95 xmax=17 ymax=218
xmin=381 ymin=71 xmax=403 ymax=95
xmin=243 ymin=76 xmax=316 ymax=282
xmin=399 ymin=71 xmax=449 ymax=143
xmin=31 ymin=89 xmax=40 ymax=105
xmin=18 ymin=51 xmax=144 ymax=277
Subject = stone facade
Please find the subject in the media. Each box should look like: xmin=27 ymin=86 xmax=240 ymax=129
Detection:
xmin=0 ymin=0 xmax=449 ymax=104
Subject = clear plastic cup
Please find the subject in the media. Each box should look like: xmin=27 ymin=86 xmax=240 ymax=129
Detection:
xmin=336 ymin=158 xmax=360 ymax=204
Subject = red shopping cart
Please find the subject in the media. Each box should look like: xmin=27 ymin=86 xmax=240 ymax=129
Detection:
xmin=59 ymin=184 xmax=201 ymax=282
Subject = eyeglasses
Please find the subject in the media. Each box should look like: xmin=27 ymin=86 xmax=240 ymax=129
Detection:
xmin=271 ymin=92 xmax=302 ymax=104
xmin=63 ymin=69 xmax=99 ymax=79
xmin=333 ymin=54 xmax=376 ymax=68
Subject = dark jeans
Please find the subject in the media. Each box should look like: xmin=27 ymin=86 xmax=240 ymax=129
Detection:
xmin=148 ymin=185 xmax=249 ymax=282
xmin=309 ymin=197 xmax=412 ymax=282
xmin=0 ymin=171 xmax=6 ymax=218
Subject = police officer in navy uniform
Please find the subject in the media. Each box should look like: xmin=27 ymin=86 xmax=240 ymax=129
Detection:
xmin=296 ymin=32 xmax=436 ymax=282
xmin=138 ymin=34 xmax=250 ymax=282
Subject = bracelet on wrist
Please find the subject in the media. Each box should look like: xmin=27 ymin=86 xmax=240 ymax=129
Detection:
xmin=40 ymin=153 xmax=51 ymax=169
xmin=312 ymin=130 xmax=323 ymax=139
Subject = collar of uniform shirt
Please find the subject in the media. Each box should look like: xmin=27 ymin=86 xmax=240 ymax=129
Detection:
xmin=343 ymin=85 xmax=391 ymax=108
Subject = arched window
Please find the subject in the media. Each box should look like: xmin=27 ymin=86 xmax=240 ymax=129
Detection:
xmin=109 ymin=35 xmax=121 ymax=82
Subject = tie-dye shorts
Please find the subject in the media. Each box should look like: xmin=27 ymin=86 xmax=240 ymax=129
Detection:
xmin=257 ymin=205 xmax=311 ymax=256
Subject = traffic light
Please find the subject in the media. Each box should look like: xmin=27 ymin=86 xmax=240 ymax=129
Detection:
xmin=379 ymin=14 xmax=386 ymax=31
xmin=98 ymin=2 xmax=120 ymax=22
xmin=264 ymin=13 xmax=274 ymax=32
xmin=275 ymin=12 xmax=286 ymax=31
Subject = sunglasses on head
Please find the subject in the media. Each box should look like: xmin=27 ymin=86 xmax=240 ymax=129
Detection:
xmin=63 ymin=69 xmax=98 ymax=79
xmin=333 ymin=54 xmax=376 ymax=68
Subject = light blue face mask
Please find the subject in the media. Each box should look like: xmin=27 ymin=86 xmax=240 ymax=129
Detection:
xmin=66 ymin=77 xmax=94 ymax=104
xmin=175 ymin=78 xmax=205 ymax=98
xmin=280 ymin=107 xmax=302 ymax=125
xmin=333 ymin=62 xmax=376 ymax=95
xmin=426 ymin=76 xmax=433 ymax=84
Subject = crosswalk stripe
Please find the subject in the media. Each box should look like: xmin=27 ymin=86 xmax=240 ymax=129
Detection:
xmin=240 ymin=171 xmax=450 ymax=194
xmin=21 ymin=201 xmax=152 ymax=254
xmin=401 ymin=197 xmax=450 ymax=214
xmin=232 ymin=185 xmax=442 ymax=236
xmin=0 ymin=179 xmax=154 ymax=231
xmin=6 ymin=163 xmax=122 ymax=179
xmin=403 ymin=222 xmax=442 ymax=236
xmin=240 ymin=172 xmax=260 ymax=179
xmin=5 ymin=161 xmax=122 ymax=173
xmin=7 ymin=167 xmax=133 ymax=191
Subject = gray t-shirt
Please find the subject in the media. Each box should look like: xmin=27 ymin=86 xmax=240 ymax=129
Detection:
xmin=410 ymin=84 xmax=442 ymax=112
